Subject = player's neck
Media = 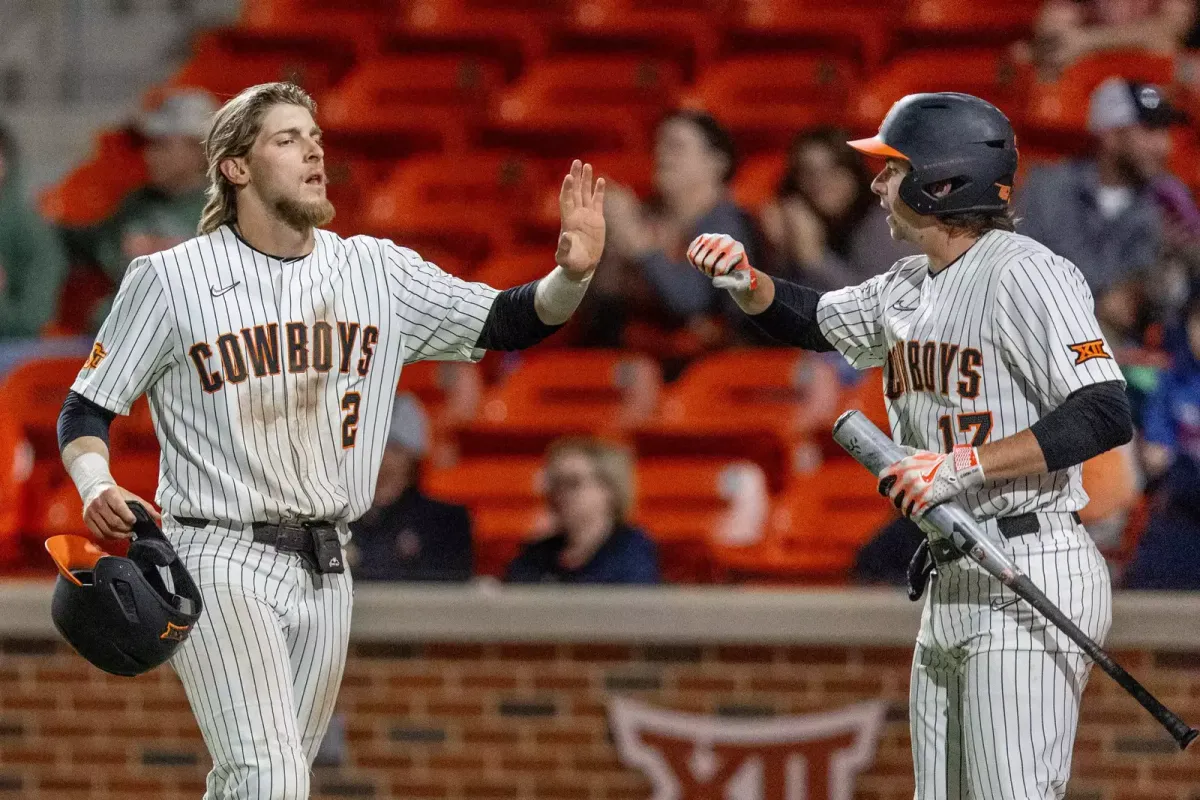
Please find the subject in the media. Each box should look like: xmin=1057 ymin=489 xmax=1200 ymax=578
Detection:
xmin=924 ymin=230 xmax=980 ymax=274
xmin=234 ymin=204 xmax=315 ymax=259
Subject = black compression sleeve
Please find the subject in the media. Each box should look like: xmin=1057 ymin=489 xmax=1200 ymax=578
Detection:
xmin=1029 ymin=381 xmax=1133 ymax=472
xmin=746 ymin=276 xmax=836 ymax=352
xmin=475 ymin=281 xmax=562 ymax=351
xmin=58 ymin=390 xmax=116 ymax=451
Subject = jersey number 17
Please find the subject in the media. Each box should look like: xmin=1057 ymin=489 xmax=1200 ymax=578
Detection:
xmin=937 ymin=411 xmax=993 ymax=453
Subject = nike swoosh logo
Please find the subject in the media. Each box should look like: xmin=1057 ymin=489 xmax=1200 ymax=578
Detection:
xmin=921 ymin=464 xmax=941 ymax=483
xmin=211 ymin=281 xmax=241 ymax=297
xmin=990 ymin=596 xmax=1020 ymax=612
xmin=891 ymin=299 xmax=919 ymax=312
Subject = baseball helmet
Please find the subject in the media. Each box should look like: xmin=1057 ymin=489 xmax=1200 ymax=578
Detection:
xmin=847 ymin=92 xmax=1018 ymax=217
xmin=45 ymin=503 xmax=203 ymax=677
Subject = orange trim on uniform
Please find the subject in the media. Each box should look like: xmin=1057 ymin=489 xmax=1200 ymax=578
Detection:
xmin=846 ymin=136 xmax=908 ymax=160
xmin=45 ymin=535 xmax=107 ymax=587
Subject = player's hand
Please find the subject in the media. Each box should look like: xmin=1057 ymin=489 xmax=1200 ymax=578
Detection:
xmin=83 ymin=486 xmax=161 ymax=541
xmin=878 ymin=445 xmax=986 ymax=521
xmin=686 ymin=233 xmax=758 ymax=293
xmin=556 ymin=159 xmax=606 ymax=279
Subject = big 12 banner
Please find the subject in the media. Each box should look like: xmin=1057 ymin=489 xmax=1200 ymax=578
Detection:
xmin=609 ymin=697 xmax=887 ymax=800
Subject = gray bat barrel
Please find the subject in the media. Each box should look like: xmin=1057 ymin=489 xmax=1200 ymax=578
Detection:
xmin=831 ymin=409 xmax=1024 ymax=586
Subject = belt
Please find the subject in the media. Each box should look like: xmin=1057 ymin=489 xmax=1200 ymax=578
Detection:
xmin=909 ymin=510 xmax=1082 ymax=599
xmin=173 ymin=516 xmax=345 ymax=574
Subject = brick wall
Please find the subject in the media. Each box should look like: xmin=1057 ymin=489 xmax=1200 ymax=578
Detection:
xmin=1 ymin=638 xmax=1197 ymax=800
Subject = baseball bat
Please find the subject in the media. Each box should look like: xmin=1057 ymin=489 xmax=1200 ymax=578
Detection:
xmin=832 ymin=409 xmax=1198 ymax=751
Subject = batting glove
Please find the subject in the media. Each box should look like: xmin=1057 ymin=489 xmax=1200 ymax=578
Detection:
xmin=686 ymin=233 xmax=758 ymax=292
xmin=878 ymin=445 xmax=986 ymax=521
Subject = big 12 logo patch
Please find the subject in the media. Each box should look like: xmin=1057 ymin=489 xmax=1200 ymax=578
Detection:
xmin=609 ymin=697 xmax=886 ymax=800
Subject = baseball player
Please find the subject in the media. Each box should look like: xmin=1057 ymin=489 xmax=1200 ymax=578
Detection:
xmin=686 ymin=93 xmax=1133 ymax=799
xmin=55 ymin=81 xmax=606 ymax=799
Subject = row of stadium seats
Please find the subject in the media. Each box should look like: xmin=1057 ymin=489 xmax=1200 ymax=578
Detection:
xmin=39 ymin=0 xmax=1200 ymax=233
xmin=0 ymin=348 xmax=893 ymax=581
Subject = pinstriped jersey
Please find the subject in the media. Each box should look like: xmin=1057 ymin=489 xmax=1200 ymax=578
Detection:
xmin=71 ymin=224 xmax=498 ymax=528
xmin=816 ymin=229 xmax=1125 ymax=519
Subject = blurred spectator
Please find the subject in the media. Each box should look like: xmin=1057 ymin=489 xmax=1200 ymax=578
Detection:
xmin=1124 ymin=296 xmax=1200 ymax=589
xmin=579 ymin=110 xmax=763 ymax=358
xmin=347 ymin=393 xmax=474 ymax=582
xmin=759 ymin=127 xmax=916 ymax=291
xmin=77 ymin=89 xmax=216 ymax=325
xmin=504 ymin=437 xmax=660 ymax=585
xmin=1015 ymin=78 xmax=1189 ymax=306
xmin=0 ymin=123 xmax=70 ymax=340
xmin=1017 ymin=0 xmax=1197 ymax=81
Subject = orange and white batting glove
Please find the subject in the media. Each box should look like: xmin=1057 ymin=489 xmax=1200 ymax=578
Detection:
xmin=878 ymin=445 xmax=986 ymax=521
xmin=686 ymin=233 xmax=758 ymax=292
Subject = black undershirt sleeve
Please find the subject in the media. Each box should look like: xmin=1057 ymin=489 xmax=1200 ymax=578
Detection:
xmin=57 ymin=390 xmax=117 ymax=451
xmin=745 ymin=276 xmax=836 ymax=352
xmin=1030 ymin=380 xmax=1133 ymax=472
xmin=474 ymin=280 xmax=562 ymax=352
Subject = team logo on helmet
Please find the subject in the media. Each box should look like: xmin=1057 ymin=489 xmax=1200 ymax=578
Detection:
xmin=159 ymin=622 xmax=191 ymax=642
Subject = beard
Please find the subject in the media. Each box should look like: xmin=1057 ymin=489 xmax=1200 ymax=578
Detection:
xmin=274 ymin=193 xmax=335 ymax=230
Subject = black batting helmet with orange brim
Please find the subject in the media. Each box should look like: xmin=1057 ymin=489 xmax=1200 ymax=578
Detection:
xmin=848 ymin=92 xmax=1018 ymax=217
xmin=45 ymin=503 xmax=203 ymax=677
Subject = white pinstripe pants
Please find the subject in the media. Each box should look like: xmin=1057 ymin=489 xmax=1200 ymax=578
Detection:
xmin=910 ymin=518 xmax=1112 ymax=800
xmin=164 ymin=523 xmax=353 ymax=800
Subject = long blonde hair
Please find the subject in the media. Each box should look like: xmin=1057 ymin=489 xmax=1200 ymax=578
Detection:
xmin=198 ymin=82 xmax=317 ymax=235
xmin=545 ymin=437 xmax=637 ymax=522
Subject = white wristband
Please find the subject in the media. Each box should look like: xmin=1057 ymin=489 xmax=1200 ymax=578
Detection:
xmin=534 ymin=266 xmax=592 ymax=325
xmin=67 ymin=451 xmax=117 ymax=507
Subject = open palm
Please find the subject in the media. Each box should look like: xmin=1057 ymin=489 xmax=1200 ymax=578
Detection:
xmin=556 ymin=160 xmax=607 ymax=278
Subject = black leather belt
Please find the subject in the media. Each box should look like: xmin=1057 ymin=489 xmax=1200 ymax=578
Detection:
xmin=909 ymin=511 xmax=1083 ymax=598
xmin=174 ymin=517 xmax=345 ymax=574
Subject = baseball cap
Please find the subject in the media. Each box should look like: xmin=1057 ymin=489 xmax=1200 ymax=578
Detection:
xmin=1087 ymin=78 xmax=1189 ymax=134
xmin=136 ymin=88 xmax=218 ymax=140
xmin=387 ymin=392 xmax=430 ymax=457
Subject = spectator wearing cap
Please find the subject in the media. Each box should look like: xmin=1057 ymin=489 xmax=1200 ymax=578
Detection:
xmin=78 ymin=88 xmax=216 ymax=322
xmin=347 ymin=393 xmax=474 ymax=582
xmin=504 ymin=437 xmax=660 ymax=585
xmin=581 ymin=110 xmax=764 ymax=361
xmin=1015 ymin=78 xmax=1190 ymax=307
xmin=0 ymin=122 xmax=70 ymax=340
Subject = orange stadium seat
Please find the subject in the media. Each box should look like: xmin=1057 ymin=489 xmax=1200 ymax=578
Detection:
xmin=455 ymin=349 xmax=663 ymax=458
xmin=362 ymin=152 xmax=547 ymax=266
xmin=481 ymin=57 xmax=682 ymax=156
xmin=1022 ymin=51 xmax=1178 ymax=143
xmin=555 ymin=0 xmax=722 ymax=82
xmin=165 ymin=29 xmax=354 ymax=99
xmin=39 ymin=129 xmax=146 ymax=227
xmin=238 ymin=0 xmax=395 ymax=41
xmin=634 ymin=349 xmax=842 ymax=491
xmin=899 ymin=0 xmax=1040 ymax=45
xmin=710 ymin=459 xmax=893 ymax=584
xmin=731 ymin=152 xmax=786 ymax=213
xmin=848 ymin=48 xmax=1028 ymax=134
xmin=726 ymin=0 xmax=897 ymax=72
xmin=0 ymin=412 xmax=33 ymax=568
xmin=319 ymin=55 xmax=508 ymax=160
xmin=682 ymin=54 xmax=859 ymax=154
xmin=391 ymin=0 xmax=561 ymax=81
xmin=424 ymin=456 xmax=545 ymax=576
xmin=470 ymin=250 xmax=557 ymax=290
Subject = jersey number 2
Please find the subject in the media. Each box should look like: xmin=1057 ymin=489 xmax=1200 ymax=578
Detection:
xmin=938 ymin=411 xmax=993 ymax=453
xmin=341 ymin=392 xmax=361 ymax=448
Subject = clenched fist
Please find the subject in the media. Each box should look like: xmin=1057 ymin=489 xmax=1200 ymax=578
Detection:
xmin=686 ymin=233 xmax=758 ymax=292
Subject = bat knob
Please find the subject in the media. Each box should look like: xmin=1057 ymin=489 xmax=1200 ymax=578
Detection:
xmin=1179 ymin=728 xmax=1199 ymax=750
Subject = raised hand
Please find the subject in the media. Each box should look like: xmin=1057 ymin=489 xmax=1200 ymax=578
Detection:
xmin=555 ymin=160 xmax=607 ymax=278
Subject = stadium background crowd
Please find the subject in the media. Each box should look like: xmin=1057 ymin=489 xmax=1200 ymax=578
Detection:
xmin=1 ymin=0 xmax=1200 ymax=591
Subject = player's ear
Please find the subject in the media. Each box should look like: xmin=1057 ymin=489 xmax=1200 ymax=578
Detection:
xmin=219 ymin=156 xmax=249 ymax=187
